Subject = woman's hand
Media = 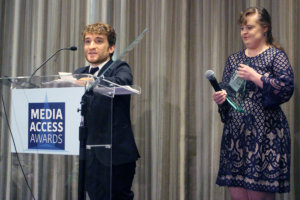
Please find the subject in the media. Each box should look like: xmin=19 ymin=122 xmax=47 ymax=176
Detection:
xmin=237 ymin=64 xmax=257 ymax=81
xmin=213 ymin=90 xmax=227 ymax=105
xmin=238 ymin=64 xmax=263 ymax=88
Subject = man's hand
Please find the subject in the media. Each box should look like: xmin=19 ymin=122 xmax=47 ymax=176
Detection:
xmin=75 ymin=77 xmax=94 ymax=86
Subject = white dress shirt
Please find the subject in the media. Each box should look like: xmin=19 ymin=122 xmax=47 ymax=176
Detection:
xmin=89 ymin=59 xmax=110 ymax=76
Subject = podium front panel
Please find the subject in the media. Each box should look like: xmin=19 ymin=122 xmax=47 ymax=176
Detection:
xmin=10 ymin=87 xmax=84 ymax=155
xmin=0 ymin=75 xmax=92 ymax=199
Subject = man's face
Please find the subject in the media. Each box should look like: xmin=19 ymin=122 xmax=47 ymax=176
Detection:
xmin=84 ymin=34 xmax=115 ymax=66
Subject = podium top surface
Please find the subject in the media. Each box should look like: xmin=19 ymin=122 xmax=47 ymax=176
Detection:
xmin=0 ymin=74 xmax=141 ymax=96
xmin=0 ymin=74 xmax=92 ymax=89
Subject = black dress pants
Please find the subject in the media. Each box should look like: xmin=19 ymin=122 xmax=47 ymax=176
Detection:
xmin=86 ymin=157 xmax=136 ymax=200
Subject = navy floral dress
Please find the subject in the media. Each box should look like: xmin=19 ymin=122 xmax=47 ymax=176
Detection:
xmin=216 ymin=47 xmax=294 ymax=193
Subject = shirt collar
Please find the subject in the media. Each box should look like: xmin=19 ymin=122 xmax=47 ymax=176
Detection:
xmin=89 ymin=59 xmax=110 ymax=76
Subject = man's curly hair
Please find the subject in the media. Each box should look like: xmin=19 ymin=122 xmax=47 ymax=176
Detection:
xmin=82 ymin=22 xmax=116 ymax=47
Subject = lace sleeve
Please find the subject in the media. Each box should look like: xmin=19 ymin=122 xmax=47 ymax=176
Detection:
xmin=261 ymin=51 xmax=294 ymax=108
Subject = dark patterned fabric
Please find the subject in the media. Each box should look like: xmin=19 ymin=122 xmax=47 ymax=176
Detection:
xmin=216 ymin=47 xmax=294 ymax=193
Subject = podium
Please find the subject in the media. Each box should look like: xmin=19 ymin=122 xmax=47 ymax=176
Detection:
xmin=0 ymin=74 xmax=140 ymax=200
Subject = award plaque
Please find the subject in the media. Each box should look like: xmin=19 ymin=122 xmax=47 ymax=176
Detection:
xmin=224 ymin=70 xmax=246 ymax=112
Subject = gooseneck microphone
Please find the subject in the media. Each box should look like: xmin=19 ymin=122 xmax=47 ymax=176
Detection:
xmin=30 ymin=46 xmax=77 ymax=79
xmin=205 ymin=70 xmax=222 ymax=91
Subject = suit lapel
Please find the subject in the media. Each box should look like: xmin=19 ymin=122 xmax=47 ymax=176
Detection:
xmin=98 ymin=59 xmax=113 ymax=77
xmin=82 ymin=66 xmax=90 ymax=74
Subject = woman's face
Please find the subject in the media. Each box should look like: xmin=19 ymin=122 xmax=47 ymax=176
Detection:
xmin=240 ymin=13 xmax=267 ymax=49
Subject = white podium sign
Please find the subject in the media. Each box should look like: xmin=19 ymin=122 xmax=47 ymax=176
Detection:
xmin=10 ymin=87 xmax=84 ymax=155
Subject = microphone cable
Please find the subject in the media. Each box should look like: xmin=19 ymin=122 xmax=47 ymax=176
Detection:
xmin=1 ymin=95 xmax=36 ymax=200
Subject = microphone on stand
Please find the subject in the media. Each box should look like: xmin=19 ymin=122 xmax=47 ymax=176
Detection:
xmin=29 ymin=46 xmax=77 ymax=81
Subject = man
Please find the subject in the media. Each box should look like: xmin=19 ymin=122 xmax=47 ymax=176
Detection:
xmin=74 ymin=22 xmax=140 ymax=200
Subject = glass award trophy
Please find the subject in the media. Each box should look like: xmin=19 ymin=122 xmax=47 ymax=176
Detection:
xmin=224 ymin=69 xmax=247 ymax=112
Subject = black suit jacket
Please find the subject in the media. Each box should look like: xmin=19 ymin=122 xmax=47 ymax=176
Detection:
xmin=74 ymin=60 xmax=140 ymax=166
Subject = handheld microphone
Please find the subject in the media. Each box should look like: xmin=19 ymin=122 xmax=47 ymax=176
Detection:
xmin=30 ymin=46 xmax=77 ymax=79
xmin=205 ymin=69 xmax=240 ymax=110
xmin=205 ymin=70 xmax=221 ymax=91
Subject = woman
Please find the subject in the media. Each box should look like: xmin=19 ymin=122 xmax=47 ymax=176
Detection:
xmin=213 ymin=7 xmax=294 ymax=200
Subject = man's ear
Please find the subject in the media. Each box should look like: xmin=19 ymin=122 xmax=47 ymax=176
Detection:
xmin=109 ymin=45 xmax=115 ymax=54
